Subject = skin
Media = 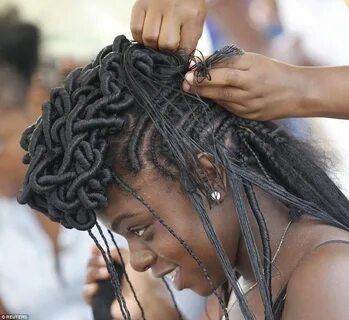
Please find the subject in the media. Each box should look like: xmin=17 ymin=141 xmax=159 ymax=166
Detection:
xmin=130 ymin=0 xmax=207 ymax=52
xmin=183 ymin=55 xmax=349 ymax=121
xmin=131 ymin=0 xmax=349 ymax=121
xmin=84 ymin=154 xmax=349 ymax=319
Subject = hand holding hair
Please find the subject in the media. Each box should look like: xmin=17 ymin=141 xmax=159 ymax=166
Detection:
xmin=131 ymin=0 xmax=207 ymax=52
xmin=183 ymin=53 xmax=349 ymax=120
xmin=84 ymin=245 xmax=181 ymax=320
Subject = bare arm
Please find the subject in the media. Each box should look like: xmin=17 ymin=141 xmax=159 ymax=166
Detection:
xmin=299 ymin=66 xmax=349 ymax=119
xmin=282 ymin=243 xmax=349 ymax=319
xmin=184 ymin=53 xmax=349 ymax=121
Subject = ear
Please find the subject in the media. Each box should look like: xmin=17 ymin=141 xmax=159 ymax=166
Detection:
xmin=197 ymin=152 xmax=227 ymax=203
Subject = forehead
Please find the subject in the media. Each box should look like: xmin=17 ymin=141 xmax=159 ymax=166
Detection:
xmin=101 ymin=167 xmax=192 ymax=229
xmin=103 ymin=169 xmax=171 ymax=215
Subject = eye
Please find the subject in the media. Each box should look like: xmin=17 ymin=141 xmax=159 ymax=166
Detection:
xmin=129 ymin=226 xmax=146 ymax=237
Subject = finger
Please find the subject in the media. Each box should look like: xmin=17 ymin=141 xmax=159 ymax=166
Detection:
xmin=86 ymin=266 xmax=110 ymax=283
xmin=158 ymin=15 xmax=180 ymax=51
xmin=92 ymin=248 xmax=129 ymax=268
xmin=90 ymin=244 xmax=101 ymax=256
xmin=111 ymin=295 xmax=142 ymax=320
xmin=130 ymin=4 xmax=146 ymax=44
xmin=142 ymin=11 xmax=163 ymax=48
xmin=212 ymin=52 xmax=251 ymax=70
xmin=83 ymin=283 xmax=99 ymax=305
xmin=87 ymin=255 xmax=106 ymax=269
xmin=215 ymin=100 xmax=250 ymax=116
xmin=189 ymin=86 xmax=249 ymax=104
xmin=184 ymin=68 xmax=248 ymax=89
xmin=179 ymin=20 xmax=204 ymax=53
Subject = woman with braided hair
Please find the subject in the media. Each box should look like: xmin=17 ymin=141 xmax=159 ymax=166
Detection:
xmin=18 ymin=35 xmax=349 ymax=320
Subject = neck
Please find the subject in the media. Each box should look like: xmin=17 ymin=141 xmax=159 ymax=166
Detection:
xmin=234 ymin=186 xmax=292 ymax=283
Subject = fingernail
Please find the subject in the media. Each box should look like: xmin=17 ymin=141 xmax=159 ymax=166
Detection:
xmin=185 ymin=72 xmax=194 ymax=84
xmin=183 ymin=81 xmax=191 ymax=92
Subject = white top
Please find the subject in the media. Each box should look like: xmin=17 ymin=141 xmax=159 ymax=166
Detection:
xmin=0 ymin=198 xmax=116 ymax=319
xmin=0 ymin=198 xmax=204 ymax=320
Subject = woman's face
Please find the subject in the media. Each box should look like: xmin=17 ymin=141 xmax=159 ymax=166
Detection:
xmin=102 ymin=168 xmax=241 ymax=296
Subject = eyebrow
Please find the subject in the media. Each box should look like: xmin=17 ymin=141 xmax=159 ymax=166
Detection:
xmin=111 ymin=212 xmax=139 ymax=231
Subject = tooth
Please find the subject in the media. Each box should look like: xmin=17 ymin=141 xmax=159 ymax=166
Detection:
xmin=165 ymin=268 xmax=177 ymax=282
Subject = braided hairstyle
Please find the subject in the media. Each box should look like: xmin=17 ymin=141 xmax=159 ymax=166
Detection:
xmin=18 ymin=35 xmax=349 ymax=320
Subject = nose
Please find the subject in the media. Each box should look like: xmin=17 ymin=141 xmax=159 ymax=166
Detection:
xmin=129 ymin=244 xmax=157 ymax=272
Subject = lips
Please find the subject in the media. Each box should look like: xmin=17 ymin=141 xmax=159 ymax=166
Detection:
xmin=163 ymin=267 xmax=182 ymax=290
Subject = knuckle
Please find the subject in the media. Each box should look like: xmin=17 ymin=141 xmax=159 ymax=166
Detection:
xmin=185 ymin=3 xmax=207 ymax=18
xmin=131 ymin=25 xmax=143 ymax=37
xmin=225 ymin=70 xmax=237 ymax=84
xmin=159 ymin=39 xmax=179 ymax=51
xmin=222 ymin=87 xmax=233 ymax=100
xmin=143 ymin=34 xmax=158 ymax=45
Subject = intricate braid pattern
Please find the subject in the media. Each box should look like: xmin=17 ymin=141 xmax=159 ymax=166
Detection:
xmin=18 ymin=36 xmax=134 ymax=230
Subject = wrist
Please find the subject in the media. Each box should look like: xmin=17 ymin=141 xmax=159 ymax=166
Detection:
xmin=290 ymin=65 xmax=323 ymax=118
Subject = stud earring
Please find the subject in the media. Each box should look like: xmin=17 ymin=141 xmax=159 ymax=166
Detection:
xmin=210 ymin=191 xmax=221 ymax=202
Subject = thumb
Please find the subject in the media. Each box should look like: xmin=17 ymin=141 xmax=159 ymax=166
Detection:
xmin=110 ymin=294 xmax=142 ymax=320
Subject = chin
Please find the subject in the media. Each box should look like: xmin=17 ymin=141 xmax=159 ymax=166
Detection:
xmin=190 ymin=284 xmax=216 ymax=297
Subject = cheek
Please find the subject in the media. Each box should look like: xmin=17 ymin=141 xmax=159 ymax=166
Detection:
xmin=211 ymin=211 xmax=240 ymax=266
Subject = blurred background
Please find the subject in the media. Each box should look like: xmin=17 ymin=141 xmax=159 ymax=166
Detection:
xmin=0 ymin=0 xmax=348 ymax=319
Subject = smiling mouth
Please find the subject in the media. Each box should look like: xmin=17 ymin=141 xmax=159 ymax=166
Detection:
xmin=164 ymin=267 xmax=179 ymax=282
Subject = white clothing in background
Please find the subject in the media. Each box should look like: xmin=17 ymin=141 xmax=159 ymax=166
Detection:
xmin=0 ymin=198 xmax=204 ymax=320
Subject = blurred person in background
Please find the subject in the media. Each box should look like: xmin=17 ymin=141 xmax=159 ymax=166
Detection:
xmin=0 ymin=8 xmax=95 ymax=319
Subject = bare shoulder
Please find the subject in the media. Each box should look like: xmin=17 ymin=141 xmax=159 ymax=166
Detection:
xmin=282 ymin=240 xmax=349 ymax=320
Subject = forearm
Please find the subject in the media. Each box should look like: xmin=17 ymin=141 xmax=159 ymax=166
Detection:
xmin=298 ymin=66 xmax=349 ymax=119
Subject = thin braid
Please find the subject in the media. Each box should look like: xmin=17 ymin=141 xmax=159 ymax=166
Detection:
xmin=219 ymin=149 xmax=274 ymax=319
xmin=128 ymin=113 xmax=149 ymax=171
xmin=95 ymin=222 xmax=131 ymax=320
xmin=161 ymin=278 xmax=183 ymax=320
xmin=238 ymin=130 xmax=273 ymax=182
xmin=107 ymin=230 xmax=147 ymax=320
xmin=88 ymin=227 xmax=130 ymax=320
xmin=244 ymin=182 xmax=273 ymax=307
xmin=150 ymin=132 xmax=176 ymax=178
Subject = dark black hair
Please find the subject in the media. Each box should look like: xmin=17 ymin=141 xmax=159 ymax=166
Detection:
xmin=18 ymin=35 xmax=349 ymax=320
xmin=0 ymin=8 xmax=39 ymax=86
